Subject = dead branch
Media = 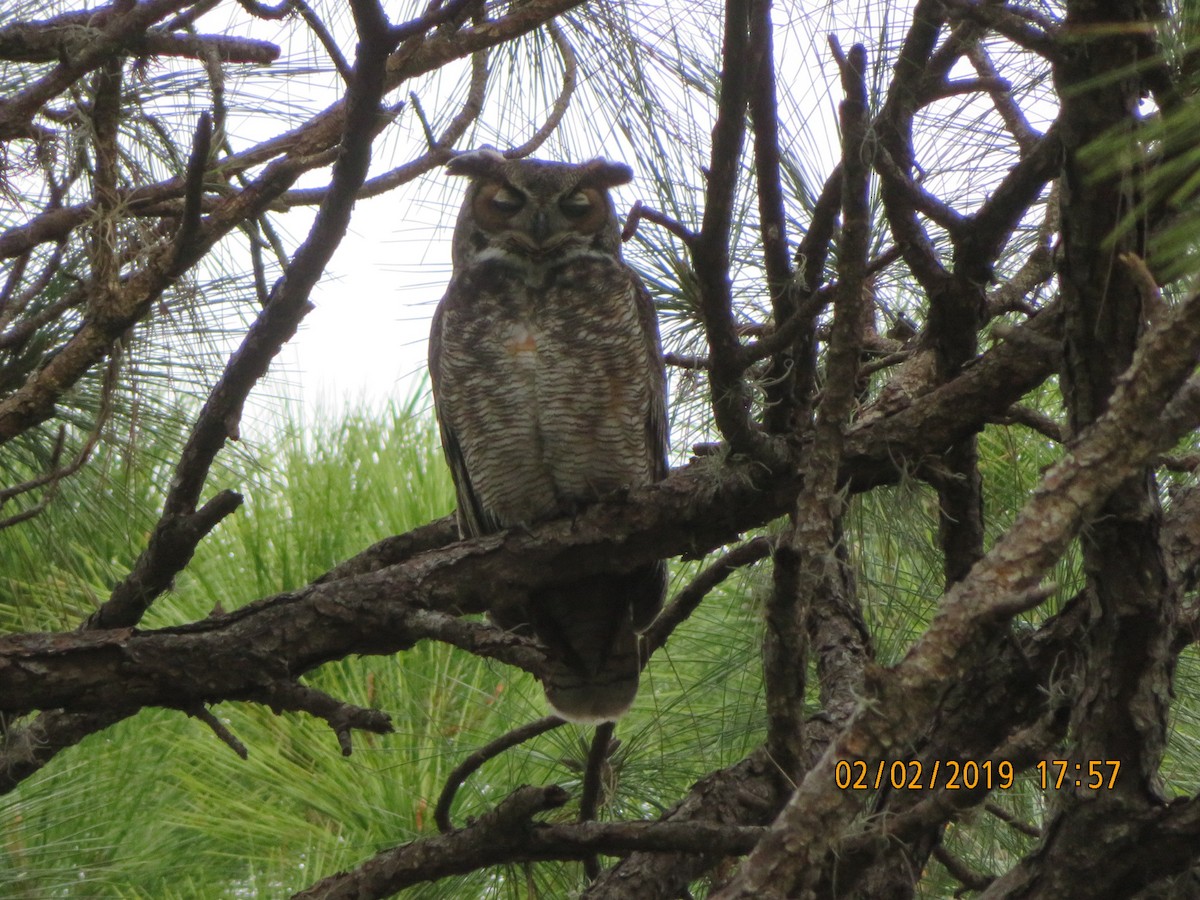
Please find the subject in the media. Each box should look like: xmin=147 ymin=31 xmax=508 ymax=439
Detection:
xmin=255 ymin=680 xmax=394 ymax=756
xmin=579 ymin=721 xmax=618 ymax=880
xmin=689 ymin=0 xmax=783 ymax=464
xmin=643 ymin=536 xmax=774 ymax=653
xmin=0 ymin=23 xmax=280 ymax=66
xmin=435 ymin=715 xmax=564 ymax=833
xmin=506 ymin=19 xmax=577 ymax=159
xmin=621 ymin=200 xmax=698 ymax=246
xmin=295 ymin=783 xmax=764 ymax=900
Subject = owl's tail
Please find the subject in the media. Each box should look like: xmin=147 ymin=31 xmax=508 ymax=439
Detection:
xmin=533 ymin=565 xmax=664 ymax=724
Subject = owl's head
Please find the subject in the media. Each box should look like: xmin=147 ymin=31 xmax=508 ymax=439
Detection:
xmin=446 ymin=149 xmax=633 ymax=270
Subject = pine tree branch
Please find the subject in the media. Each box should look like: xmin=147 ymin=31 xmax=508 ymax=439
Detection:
xmin=0 ymin=301 xmax=1065 ymax=791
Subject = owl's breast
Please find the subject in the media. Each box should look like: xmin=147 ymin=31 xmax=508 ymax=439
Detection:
xmin=433 ymin=260 xmax=658 ymax=530
xmin=504 ymin=321 xmax=539 ymax=356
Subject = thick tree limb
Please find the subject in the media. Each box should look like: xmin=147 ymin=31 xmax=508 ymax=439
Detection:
xmin=295 ymin=782 xmax=764 ymax=900
xmin=0 ymin=22 xmax=280 ymax=65
xmin=993 ymin=5 xmax=1180 ymax=896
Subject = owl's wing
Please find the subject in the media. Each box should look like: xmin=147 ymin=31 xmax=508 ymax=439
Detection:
xmin=631 ymin=270 xmax=670 ymax=482
xmin=428 ymin=299 xmax=502 ymax=538
xmin=628 ymin=270 xmax=670 ymax=631
xmin=438 ymin=419 xmax=504 ymax=537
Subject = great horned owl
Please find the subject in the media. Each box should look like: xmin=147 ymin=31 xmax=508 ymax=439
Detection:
xmin=428 ymin=149 xmax=669 ymax=724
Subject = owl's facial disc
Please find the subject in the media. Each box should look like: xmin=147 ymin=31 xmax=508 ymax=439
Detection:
xmin=471 ymin=180 xmax=610 ymax=261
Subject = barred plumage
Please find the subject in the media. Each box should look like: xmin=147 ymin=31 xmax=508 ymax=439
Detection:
xmin=428 ymin=150 xmax=668 ymax=723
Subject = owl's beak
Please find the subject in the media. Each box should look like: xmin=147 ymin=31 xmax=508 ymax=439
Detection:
xmin=529 ymin=209 xmax=551 ymax=246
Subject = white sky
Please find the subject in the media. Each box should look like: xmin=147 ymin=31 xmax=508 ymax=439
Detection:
xmin=273 ymin=190 xmax=449 ymax=417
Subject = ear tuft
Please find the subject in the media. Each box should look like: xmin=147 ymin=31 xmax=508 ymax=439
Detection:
xmin=578 ymin=159 xmax=634 ymax=189
xmin=446 ymin=148 xmax=507 ymax=179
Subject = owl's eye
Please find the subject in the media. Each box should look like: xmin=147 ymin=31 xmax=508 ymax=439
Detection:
xmin=559 ymin=190 xmax=593 ymax=218
xmin=489 ymin=186 xmax=525 ymax=214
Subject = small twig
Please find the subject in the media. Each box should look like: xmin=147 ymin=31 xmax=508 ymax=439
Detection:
xmin=985 ymin=182 xmax=1058 ymax=318
xmin=404 ymin=608 xmax=547 ymax=674
xmin=188 ymin=704 xmax=249 ymax=759
xmin=643 ymin=536 xmax=775 ymax=654
xmin=390 ymin=0 xmax=478 ymax=43
xmin=874 ymin=143 xmax=966 ymax=234
xmin=433 ymin=47 xmax=487 ymax=150
xmin=1120 ymin=251 xmax=1168 ymax=327
xmin=505 ymin=19 xmax=576 ymax=159
xmin=990 ymin=319 xmax=1062 ymax=360
xmin=258 ymin=680 xmax=393 ymax=756
xmin=664 ymin=351 xmax=709 ymax=370
xmin=254 ymin=210 xmax=290 ymax=272
xmin=89 ymin=488 xmax=245 ymax=628
xmin=0 ymin=239 xmax=70 ymax=339
xmin=984 ymin=800 xmax=1041 ymax=838
xmin=160 ymin=0 xmax=223 ymax=32
xmin=858 ymin=348 xmax=913 ymax=379
xmin=621 ymin=200 xmax=698 ymax=245
xmin=579 ymin=721 xmax=616 ymax=880
xmin=435 ymin=716 xmax=565 ymax=832
xmin=235 ymin=0 xmax=294 ymax=19
xmin=966 ymin=42 xmax=1039 ymax=153
xmin=579 ymin=726 xmax=616 ymax=820
xmin=0 ymin=250 xmax=30 ymax=317
xmin=408 ymin=91 xmax=438 ymax=148
xmin=991 ymin=404 xmax=1063 ymax=442
xmin=171 ymin=111 xmax=213 ymax=272
xmin=294 ymin=0 xmax=353 ymax=82
xmin=0 ymin=346 xmax=121 ymax=530
xmin=930 ymin=75 xmax=1010 ymax=99
xmin=742 ymin=247 xmax=904 ymax=366
xmin=945 ymin=0 xmax=1060 ymax=58
xmin=0 ymin=426 xmax=65 ymax=510
xmin=932 ymin=844 xmax=993 ymax=894
xmin=961 ymin=123 xmax=1063 ymax=287
xmin=243 ymin=219 xmax=271 ymax=306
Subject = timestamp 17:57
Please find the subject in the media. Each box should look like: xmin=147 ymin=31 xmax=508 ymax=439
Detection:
xmin=1037 ymin=759 xmax=1121 ymax=790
